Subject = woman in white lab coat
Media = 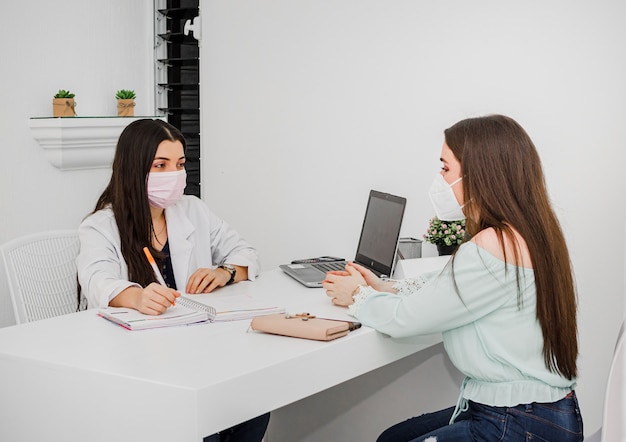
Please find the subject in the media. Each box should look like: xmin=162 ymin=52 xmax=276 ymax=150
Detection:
xmin=76 ymin=119 xmax=268 ymax=442
xmin=78 ymin=118 xmax=259 ymax=312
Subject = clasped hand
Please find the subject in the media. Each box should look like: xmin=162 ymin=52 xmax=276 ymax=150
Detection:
xmin=323 ymin=262 xmax=376 ymax=306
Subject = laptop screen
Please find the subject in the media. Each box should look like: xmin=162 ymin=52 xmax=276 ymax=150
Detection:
xmin=354 ymin=190 xmax=406 ymax=277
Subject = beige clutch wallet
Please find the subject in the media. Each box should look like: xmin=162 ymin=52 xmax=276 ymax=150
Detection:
xmin=250 ymin=313 xmax=361 ymax=341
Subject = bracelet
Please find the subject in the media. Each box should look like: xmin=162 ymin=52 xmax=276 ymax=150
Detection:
xmin=351 ymin=285 xmax=362 ymax=297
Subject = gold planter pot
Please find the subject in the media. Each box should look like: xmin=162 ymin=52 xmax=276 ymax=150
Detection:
xmin=52 ymin=98 xmax=76 ymax=117
xmin=117 ymin=99 xmax=135 ymax=117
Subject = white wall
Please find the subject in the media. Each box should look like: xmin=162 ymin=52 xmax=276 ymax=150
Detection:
xmin=0 ymin=0 xmax=154 ymax=327
xmin=200 ymin=0 xmax=626 ymax=437
xmin=0 ymin=0 xmax=623 ymax=439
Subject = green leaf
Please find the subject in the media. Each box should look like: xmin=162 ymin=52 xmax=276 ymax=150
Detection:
xmin=115 ymin=89 xmax=136 ymax=99
xmin=54 ymin=89 xmax=74 ymax=98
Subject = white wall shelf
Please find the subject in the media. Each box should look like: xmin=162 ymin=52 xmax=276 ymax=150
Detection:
xmin=28 ymin=117 xmax=162 ymax=170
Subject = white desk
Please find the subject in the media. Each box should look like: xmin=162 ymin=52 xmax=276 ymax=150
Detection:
xmin=0 ymin=267 xmax=442 ymax=442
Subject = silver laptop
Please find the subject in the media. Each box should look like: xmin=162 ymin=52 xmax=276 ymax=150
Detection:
xmin=279 ymin=190 xmax=407 ymax=287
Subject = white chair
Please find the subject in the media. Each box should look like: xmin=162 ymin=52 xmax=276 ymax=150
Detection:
xmin=0 ymin=230 xmax=85 ymax=324
xmin=587 ymin=318 xmax=625 ymax=441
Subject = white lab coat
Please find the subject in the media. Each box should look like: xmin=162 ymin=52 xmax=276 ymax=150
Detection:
xmin=77 ymin=195 xmax=260 ymax=309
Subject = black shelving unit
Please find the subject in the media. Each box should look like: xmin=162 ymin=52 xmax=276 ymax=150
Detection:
xmin=155 ymin=0 xmax=201 ymax=198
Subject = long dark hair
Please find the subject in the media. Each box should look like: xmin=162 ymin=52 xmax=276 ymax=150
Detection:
xmin=444 ymin=114 xmax=578 ymax=380
xmin=94 ymin=119 xmax=186 ymax=287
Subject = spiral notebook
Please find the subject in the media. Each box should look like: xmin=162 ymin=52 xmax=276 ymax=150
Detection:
xmin=177 ymin=293 xmax=285 ymax=322
xmin=98 ymin=305 xmax=209 ymax=330
xmin=99 ymin=293 xmax=285 ymax=330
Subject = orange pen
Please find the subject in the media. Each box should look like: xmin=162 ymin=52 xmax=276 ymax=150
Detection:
xmin=143 ymin=247 xmax=175 ymax=306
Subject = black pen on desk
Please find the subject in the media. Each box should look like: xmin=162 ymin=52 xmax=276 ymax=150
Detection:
xmin=347 ymin=321 xmax=362 ymax=332
xmin=143 ymin=247 xmax=175 ymax=306
xmin=328 ymin=317 xmax=361 ymax=332
xmin=289 ymin=313 xmax=361 ymax=332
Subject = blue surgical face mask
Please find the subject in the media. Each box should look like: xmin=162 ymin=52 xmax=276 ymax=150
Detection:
xmin=428 ymin=174 xmax=465 ymax=221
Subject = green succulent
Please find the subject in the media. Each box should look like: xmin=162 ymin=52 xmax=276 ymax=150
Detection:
xmin=54 ymin=89 xmax=75 ymax=99
xmin=115 ymin=89 xmax=136 ymax=99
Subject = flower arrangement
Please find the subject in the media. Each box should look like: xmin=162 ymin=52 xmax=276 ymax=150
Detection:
xmin=423 ymin=217 xmax=466 ymax=246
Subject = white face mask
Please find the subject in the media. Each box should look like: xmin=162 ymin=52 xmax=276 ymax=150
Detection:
xmin=428 ymin=174 xmax=465 ymax=221
xmin=147 ymin=170 xmax=187 ymax=209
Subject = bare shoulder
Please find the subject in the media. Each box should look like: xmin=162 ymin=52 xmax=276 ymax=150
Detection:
xmin=471 ymin=228 xmax=505 ymax=261
xmin=471 ymin=227 xmax=532 ymax=268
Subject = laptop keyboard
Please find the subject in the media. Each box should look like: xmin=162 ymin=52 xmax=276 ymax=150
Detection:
xmin=312 ymin=261 xmax=346 ymax=273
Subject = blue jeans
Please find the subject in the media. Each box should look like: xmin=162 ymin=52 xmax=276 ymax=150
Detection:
xmin=203 ymin=412 xmax=270 ymax=442
xmin=377 ymin=391 xmax=583 ymax=441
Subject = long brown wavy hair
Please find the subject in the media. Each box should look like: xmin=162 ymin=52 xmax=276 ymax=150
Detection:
xmin=93 ymin=119 xmax=187 ymax=287
xmin=445 ymin=114 xmax=578 ymax=380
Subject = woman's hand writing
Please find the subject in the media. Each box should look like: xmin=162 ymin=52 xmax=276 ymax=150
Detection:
xmin=111 ymin=283 xmax=180 ymax=316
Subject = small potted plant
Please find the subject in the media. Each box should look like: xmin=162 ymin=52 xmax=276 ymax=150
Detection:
xmin=52 ymin=89 xmax=76 ymax=117
xmin=423 ymin=216 xmax=466 ymax=256
xmin=115 ymin=89 xmax=136 ymax=117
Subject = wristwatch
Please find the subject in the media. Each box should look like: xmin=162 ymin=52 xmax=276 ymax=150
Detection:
xmin=218 ymin=264 xmax=236 ymax=285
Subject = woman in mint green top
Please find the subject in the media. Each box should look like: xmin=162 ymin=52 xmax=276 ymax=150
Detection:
xmin=323 ymin=115 xmax=583 ymax=441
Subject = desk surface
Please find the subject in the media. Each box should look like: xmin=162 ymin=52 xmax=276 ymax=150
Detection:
xmin=0 ymin=267 xmax=442 ymax=442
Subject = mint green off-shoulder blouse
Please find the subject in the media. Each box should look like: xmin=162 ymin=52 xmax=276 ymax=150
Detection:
xmin=349 ymin=242 xmax=575 ymax=415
